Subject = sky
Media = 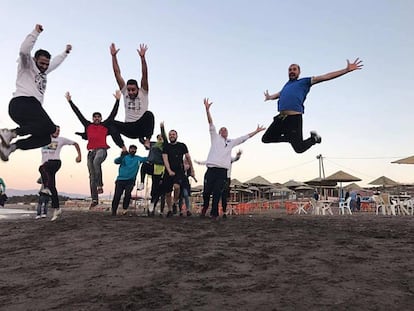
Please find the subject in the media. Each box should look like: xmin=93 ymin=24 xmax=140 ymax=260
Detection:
xmin=0 ymin=0 xmax=414 ymax=196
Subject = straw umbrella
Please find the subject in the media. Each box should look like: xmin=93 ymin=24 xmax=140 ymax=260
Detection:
xmin=368 ymin=176 xmax=399 ymax=187
xmin=391 ymin=155 xmax=414 ymax=164
xmin=325 ymin=170 xmax=362 ymax=200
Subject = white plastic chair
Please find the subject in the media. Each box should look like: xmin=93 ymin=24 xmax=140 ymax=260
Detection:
xmin=338 ymin=197 xmax=352 ymax=215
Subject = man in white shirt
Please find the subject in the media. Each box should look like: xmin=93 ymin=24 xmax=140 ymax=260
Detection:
xmin=39 ymin=126 xmax=81 ymax=221
xmin=201 ymin=98 xmax=265 ymax=219
xmin=109 ymin=43 xmax=155 ymax=153
xmin=0 ymin=24 xmax=72 ymax=161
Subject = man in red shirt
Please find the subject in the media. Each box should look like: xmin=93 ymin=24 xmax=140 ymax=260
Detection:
xmin=65 ymin=91 xmax=124 ymax=207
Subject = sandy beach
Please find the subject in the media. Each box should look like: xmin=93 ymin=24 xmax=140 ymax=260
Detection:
xmin=0 ymin=206 xmax=413 ymax=311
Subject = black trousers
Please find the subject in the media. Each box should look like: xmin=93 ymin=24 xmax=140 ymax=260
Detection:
xmin=39 ymin=160 xmax=62 ymax=209
xmin=262 ymin=114 xmax=315 ymax=153
xmin=9 ymin=96 xmax=56 ymax=150
xmin=111 ymin=179 xmax=135 ymax=215
xmin=202 ymin=167 xmax=227 ymax=217
xmin=111 ymin=111 xmax=155 ymax=144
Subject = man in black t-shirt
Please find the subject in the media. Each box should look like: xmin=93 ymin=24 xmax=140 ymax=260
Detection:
xmin=162 ymin=129 xmax=195 ymax=217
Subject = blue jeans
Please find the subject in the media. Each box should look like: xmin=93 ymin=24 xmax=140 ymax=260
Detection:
xmin=87 ymin=149 xmax=107 ymax=201
xmin=37 ymin=195 xmax=50 ymax=216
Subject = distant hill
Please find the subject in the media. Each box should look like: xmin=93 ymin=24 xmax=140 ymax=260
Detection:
xmin=6 ymin=188 xmax=88 ymax=199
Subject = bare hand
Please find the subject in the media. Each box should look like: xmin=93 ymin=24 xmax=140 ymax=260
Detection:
xmin=75 ymin=155 xmax=81 ymax=163
xmin=113 ymin=90 xmax=121 ymax=100
xmin=110 ymin=43 xmax=119 ymax=56
xmin=346 ymin=58 xmax=363 ymax=72
xmin=264 ymin=90 xmax=272 ymax=101
xmin=256 ymin=125 xmax=266 ymax=133
xmin=65 ymin=44 xmax=72 ymax=54
xmin=204 ymin=98 xmax=213 ymax=110
xmin=35 ymin=24 xmax=43 ymax=33
xmin=65 ymin=91 xmax=72 ymax=102
xmin=137 ymin=44 xmax=148 ymax=57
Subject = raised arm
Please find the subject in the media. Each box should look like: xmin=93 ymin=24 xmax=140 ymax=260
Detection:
xmin=160 ymin=121 xmax=167 ymax=142
xmin=311 ymin=58 xmax=363 ymax=85
xmin=47 ymin=44 xmax=71 ymax=73
xmin=247 ymin=125 xmax=266 ymax=138
xmin=65 ymin=92 xmax=89 ymax=128
xmin=204 ymin=98 xmax=213 ymax=125
xmin=105 ymin=90 xmax=122 ymax=121
xmin=137 ymin=44 xmax=148 ymax=91
xmin=231 ymin=150 xmax=242 ymax=163
xmin=110 ymin=43 xmax=126 ymax=90
xmin=19 ymin=24 xmax=42 ymax=68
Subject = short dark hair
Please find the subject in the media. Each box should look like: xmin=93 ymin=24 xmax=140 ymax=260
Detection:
xmin=129 ymin=144 xmax=137 ymax=149
xmin=92 ymin=112 xmax=102 ymax=118
xmin=34 ymin=49 xmax=51 ymax=59
xmin=126 ymin=79 xmax=138 ymax=87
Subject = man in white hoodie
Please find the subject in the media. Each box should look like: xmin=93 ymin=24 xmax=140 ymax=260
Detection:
xmin=0 ymin=24 xmax=72 ymax=161
xmin=201 ymin=98 xmax=265 ymax=219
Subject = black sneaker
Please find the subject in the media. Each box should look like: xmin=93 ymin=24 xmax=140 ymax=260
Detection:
xmin=310 ymin=131 xmax=322 ymax=144
xmin=186 ymin=211 xmax=192 ymax=217
xmin=166 ymin=211 xmax=173 ymax=218
xmin=179 ymin=212 xmax=183 ymax=217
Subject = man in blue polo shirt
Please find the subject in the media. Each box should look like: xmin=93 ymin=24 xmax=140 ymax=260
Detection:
xmin=262 ymin=58 xmax=363 ymax=153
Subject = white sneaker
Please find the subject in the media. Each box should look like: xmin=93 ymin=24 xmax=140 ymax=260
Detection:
xmin=51 ymin=208 xmax=62 ymax=221
xmin=310 ymin=131 xmax=322 ymax=144
xmin=137 ymin=182 xmax=144 ymax=190
xmin=0 ymin=129 xmax=15 ymax=147
xmin=41 ymin=214 xmax=47 ymax=218
xmin=35 ymin=215 xmax=41 ymax=220
xmin=40 ymin=188 xmax=52 ymax=196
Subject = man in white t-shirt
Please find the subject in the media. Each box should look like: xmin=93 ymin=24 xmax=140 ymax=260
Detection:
xmin=39 ymin=126 xmax=81 ymax=221
xmin=0 ymin=24 xmax=72 ymax=161
xmin=201 ymin=98 xmax=265 ymax=219
xmin=109 ymin=43 xmax=155 ymax=152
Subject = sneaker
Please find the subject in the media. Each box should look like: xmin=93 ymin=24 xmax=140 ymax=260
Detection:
xmin=40 ymin=188 xmax=52 ymax=196
xmin=51 ymin=208 xmax=62 ymax=221
xmin=179 ymin=212 xmax=183 ymax=217
xmin=89 ymin=201 xmax=99 ymax=208
xmin=166 ymin=211 xmax=173 ymax=218
xmin=186 ymin=211 xmax=192 ymax=217
xmin=0 ymin=144 xmax=13 ymax=162
xmin=172 ymin=203 xmax=177 ymax=214
xmin=310 ymin=131 xmax=322 ymax=144
xmin=35 ymin=215 xmax=41 ymax=220
xmin=97 ymin=186 xmax=104 ymax=194
xmin=36 ymin=177 xmax=43 ymax=184
xmin=41 ymin=214 xmax=47 ymax=218
xmin=0 ymin=129 xmax=15 ymax=147
xmin=122 ymin=209 xmax=128 ymax=215
xmin=137 ymin=182 xmax=144 ymax=190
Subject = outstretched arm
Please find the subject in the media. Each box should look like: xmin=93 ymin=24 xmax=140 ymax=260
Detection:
xmin=110 ymin=43 xmax=126 ymax=90
xmin=137 ymin=44 xmax=148 ymax=91
xmin=247 ymin=125 xmax=266 ymax=138
xmin=311 ymin=58 xmax=363 ymax=85
xmin=65 ymin=92 xmax=89 ymax=128
xmin=204 ymin=98 xmax=213 ymax=125
xmin=264 ymin=90 xmax=280 ymax=101
xmin=47 ymin=44 xmax=71 ymax=73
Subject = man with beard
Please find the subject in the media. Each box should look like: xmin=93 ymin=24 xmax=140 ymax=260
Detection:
xmin=0 ymin=24 xmax=72 ymax=161
xmin=109 ymin=43 xmax=155 ymax=171
xmin=111 ymin=145 xmax=147 ymax=216
xmin=162 ymin=129 xmax=195 ymax=218
xmin=262 ymin=58 xmax=363 ymax=153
